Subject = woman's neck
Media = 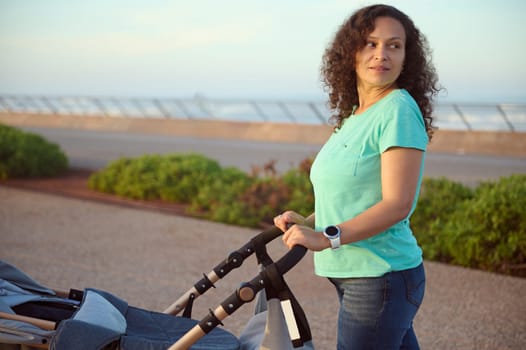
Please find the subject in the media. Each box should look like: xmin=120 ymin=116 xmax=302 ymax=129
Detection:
xmin=355 ymin=84 xmax=397 ymax=115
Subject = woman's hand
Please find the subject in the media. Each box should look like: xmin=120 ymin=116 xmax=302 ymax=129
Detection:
xmin=273 ymin=210 xmax=307 ymax=232
xmin=282 ymin=225 xmax=329 ymax=251
xmin=274 ymin=211 xmax=329 ymax=251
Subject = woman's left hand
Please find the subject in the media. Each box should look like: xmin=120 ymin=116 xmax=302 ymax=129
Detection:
xmin=282 ymin=224 xmax=330 ymax=252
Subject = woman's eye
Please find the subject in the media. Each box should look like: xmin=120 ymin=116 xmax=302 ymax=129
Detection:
xmin=389 ymin=43 xmax=402 ymax=49
xmin=366 ymin=42 xmax=376 ymax=48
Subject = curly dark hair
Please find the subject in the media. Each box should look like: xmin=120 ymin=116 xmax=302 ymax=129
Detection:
xmin=321 ymin=4 xmax=440 ymax=139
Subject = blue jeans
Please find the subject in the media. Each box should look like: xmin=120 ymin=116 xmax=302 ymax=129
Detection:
xmin=329 ymin=263 xmax=425 ymax=350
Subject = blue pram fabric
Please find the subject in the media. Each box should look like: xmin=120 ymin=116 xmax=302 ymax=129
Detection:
xmin=51 ymin=289 xmax=239 ymax=350
xmin=0 ymin=261 xmax=56 ymax=297
xmin=0 ymin=260 xmax=67 ymax=347
xmin=0 ymin=261 xmax=239 ymax=350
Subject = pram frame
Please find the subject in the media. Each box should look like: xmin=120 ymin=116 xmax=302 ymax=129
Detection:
xmin=168 ymin=228 xmax=308 ymax=349
xmin=0 ymin=312 xmax=55 ymax=332
xmin=164 ymin=226 xmax=294 ymax=316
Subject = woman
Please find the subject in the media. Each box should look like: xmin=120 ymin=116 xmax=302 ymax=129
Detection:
xmin=274 ymin=4 xmax=440 ymax=349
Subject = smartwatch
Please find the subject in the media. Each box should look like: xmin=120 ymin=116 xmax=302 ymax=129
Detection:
xmin=323 ymin=225 xmax=341 ymax=250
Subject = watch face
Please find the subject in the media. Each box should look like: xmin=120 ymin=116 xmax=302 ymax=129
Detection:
xmin=325 ymin=225 xmax=339 ymax=237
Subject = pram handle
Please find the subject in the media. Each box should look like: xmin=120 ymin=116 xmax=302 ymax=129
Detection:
xmin=168 ymin=244 xmax=307 ymax=350
xmin=275 ymin=243 xmax=308 ymax=275
xmin=163 ymin=226 xmax=285 ymax=316
xmin=255 ymin=224 xmax=284 ymax=244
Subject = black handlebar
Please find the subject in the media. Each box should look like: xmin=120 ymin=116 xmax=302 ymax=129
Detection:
xmin=247 ymin=225 xmax=307 ymax=274
xmin=196 ymin=229 xmax=309 ymax=339
xmin=257 ymin=225 xmax=284 ymax=244
xmin=213 ymin=225 xmax=285 ymax=278
xmin=274 ymin=244 xmax=308 ymax=275
xmin=165 ymin=225 xmax=308 ymax=318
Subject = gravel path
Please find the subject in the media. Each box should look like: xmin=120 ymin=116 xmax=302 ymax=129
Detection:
xmin=1 ymin=186 xmax=525 ymax=349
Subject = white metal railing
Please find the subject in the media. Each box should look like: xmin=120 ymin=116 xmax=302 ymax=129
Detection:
xmin=0 ymin=95 xmax=524 ymax=131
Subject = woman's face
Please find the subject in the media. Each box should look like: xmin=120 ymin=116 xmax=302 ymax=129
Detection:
xmin=354 ymin=16 xmax=406 ymax=91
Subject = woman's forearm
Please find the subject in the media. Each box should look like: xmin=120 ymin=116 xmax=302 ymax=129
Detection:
xmin=338 ymin=199 xmax=411 ymax=244
xmin=305 ymin=213 xmax=315 ymax=228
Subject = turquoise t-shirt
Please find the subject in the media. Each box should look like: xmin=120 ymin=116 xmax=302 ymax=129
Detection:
xmin=310 ymin=89 xmax=428 ymax=278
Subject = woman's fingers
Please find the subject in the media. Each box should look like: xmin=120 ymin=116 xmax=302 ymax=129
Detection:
xmin=274 ymin=211 xmax=302 ymax=231
xmin=282 ymin=225 xmax=328 ymax=251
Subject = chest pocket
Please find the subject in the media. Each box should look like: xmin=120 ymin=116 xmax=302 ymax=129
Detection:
xmin=320 ymin=135 xmax=365 ymax=177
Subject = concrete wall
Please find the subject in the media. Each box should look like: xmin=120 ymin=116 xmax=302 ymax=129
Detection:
xmin=1 ymin=112 xmax=524 ymax=158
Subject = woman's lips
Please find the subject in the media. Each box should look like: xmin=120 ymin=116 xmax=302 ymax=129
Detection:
xmin=370 ymin=65 xmax=389 ymax=71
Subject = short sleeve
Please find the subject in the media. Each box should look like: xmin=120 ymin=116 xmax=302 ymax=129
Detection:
xmin=379 ymin=92 xmax=428 ymax=153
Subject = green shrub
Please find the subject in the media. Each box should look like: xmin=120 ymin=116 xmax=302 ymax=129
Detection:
xmin=157 ymin=154 xmax=222 ymax=203
xmin=239 ymin=177 xmax=292 ymax=225
xmin=442 ymin=174 xmax=526 ymax=275
xmin=194 ymin=175 xmax=291 ymax=227
xmin=280 ymin=158 xmax=314 ymax=217
xmin=411 ymin=177 xmax=474 ymax=261
xmin=0 ymin=124 xmax=68 ymax=179
xmin=196 ymin=158 xmax=315 ymax=227
xmin=88 ymin=151 xmax=526 ymax=277
xmin=88 ymin=153 xmax=223 ymax=202
xmin=411 ymin=175 xmax=526 ymax=277
xmin=188 ymin=167 xmax=252 ymax=219
xmin=112 ymin=155 xmax=165 ymax=200
xmin=88 ymin=157 xmax=134 ymax=194
xmin=89 ymin=154 xmax=316 ymax=228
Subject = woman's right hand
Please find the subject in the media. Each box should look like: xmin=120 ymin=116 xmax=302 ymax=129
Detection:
xmin=273 ymin=210 xmax=306 ymax=232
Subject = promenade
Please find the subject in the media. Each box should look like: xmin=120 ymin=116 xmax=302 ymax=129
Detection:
xmin=1 ymin=115 xmax=526 ymax=349
xmin=1 ymin=185 xmax=525 ymax=350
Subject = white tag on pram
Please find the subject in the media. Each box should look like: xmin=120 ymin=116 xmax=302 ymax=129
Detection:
xmin=281 ymin=299 xmax=300 ymax=343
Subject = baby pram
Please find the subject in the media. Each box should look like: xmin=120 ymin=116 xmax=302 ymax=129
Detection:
xmin=0 ymin=226 xmax=314 ymax=350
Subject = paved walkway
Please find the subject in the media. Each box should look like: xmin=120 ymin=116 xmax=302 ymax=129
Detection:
xmin=1 ymin=186 xmax=525 ymax=349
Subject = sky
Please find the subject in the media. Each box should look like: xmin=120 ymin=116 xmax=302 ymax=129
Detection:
xmin=1 ymin=0 xmax=525 ymax=104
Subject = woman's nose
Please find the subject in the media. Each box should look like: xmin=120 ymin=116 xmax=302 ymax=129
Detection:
xmin=374 ymin=45 xmax=388 ymax=60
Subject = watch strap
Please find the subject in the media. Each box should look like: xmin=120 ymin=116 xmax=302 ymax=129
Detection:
xmin=328 ymin=236 xmax=340 ymax=249
xmin=323 ymin=225 xmax=341 ymax=250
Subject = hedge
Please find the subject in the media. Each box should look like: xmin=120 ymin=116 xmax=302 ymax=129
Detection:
xmin=88 ymin=153 xmax=526 ymax=277
xmin=0 ymin=124 xmax=68 ymax=179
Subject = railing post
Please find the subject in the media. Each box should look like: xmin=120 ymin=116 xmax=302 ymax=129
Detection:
xmin=174 ymin=99 xmax=193 ymax=119
xmin=111 ymin=98 xmax=128 ymax=117
xmin=152 ymin=99 xmax=172 ymax=118
xmin=91 ymin=97 xmax=110 ymax=117
xmin=41 ymin=97 xmax=59 ymax=115
xmin=278 ymin=102 xmax=296 ymax=123
xmin=250 ymin=101 xmax=269 ymax=122
xmin=308 ymin=102 xmax=327 ymax=124
xmin=132 ymin=98 xmax=147 ymax=118
xmin=496 ymin=105 xmax=515 ymax=132
xmin=452 ymin=104 xmax=472 ymax=131
xmin=195 ymin=95 xmax=214 ymax=119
